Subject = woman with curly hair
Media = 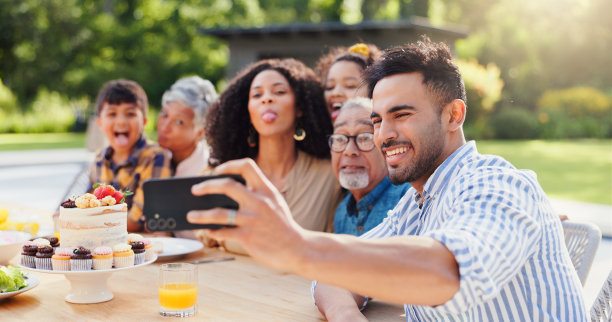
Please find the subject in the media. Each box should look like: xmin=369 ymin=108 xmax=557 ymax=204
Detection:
xmin=205 ymin=58 xmax=343 ymax=240
xmin=315 ymin=43 xmax=381 ymax=121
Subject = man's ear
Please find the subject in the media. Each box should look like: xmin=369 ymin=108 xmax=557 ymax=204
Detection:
xmin=143 ymin=117 xmax=148 ymax=127
xmin=445 ymin=99 xmax=466 ymax=132
xmin=96 ymin=116 xmax=102 ymax=128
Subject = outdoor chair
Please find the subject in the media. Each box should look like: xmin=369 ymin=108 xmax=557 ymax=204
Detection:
xmin=60 ymin=163 xmax=91 ymax=202
xmin=562 ymin=220 xmax=602 ymax=285
xmin=590 ymin=269 xmax=612 ymax=321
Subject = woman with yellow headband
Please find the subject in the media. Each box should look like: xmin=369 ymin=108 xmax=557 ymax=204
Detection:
xmin=315 ymin=43 xmax=381 ymax=121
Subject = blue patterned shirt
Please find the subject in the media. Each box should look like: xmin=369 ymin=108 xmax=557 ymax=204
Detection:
xmin=334 ymin=177 xmax=410 ymax=236
xmin=362 ymin=141 xmax=586 ymax=321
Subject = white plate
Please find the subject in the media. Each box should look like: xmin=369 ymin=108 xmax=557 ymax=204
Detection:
xmin=0 ymin=273 xmax=40 ymax=300
xmin=151 ymin=237 xmax=203 ymax=260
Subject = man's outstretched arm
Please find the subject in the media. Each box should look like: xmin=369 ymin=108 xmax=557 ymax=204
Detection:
xmin=187 ymin=158 xmax=459 ymax=306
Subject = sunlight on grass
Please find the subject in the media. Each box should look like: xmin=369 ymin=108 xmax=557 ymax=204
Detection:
xmin=478 ymin=139 xmax=612 ymax=205
xmin=0 ymin=133 xmax=86 ymax=151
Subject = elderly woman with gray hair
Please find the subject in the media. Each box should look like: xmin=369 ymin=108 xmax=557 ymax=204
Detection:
xmin=157 ymin=76 xmax=218 ymax=176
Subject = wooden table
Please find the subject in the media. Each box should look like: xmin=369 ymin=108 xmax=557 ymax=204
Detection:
xmin=1 ymin=248 xmax=405 ymax=321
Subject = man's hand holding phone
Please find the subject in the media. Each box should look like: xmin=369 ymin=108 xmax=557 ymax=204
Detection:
xmin=186 ymin=158 xmax=306 ymax=273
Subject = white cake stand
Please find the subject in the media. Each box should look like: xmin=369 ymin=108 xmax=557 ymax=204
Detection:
xmin=20 ymin=255 xmax=157 ymax=304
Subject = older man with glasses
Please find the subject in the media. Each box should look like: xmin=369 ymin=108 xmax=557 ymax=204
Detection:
xmin=328 ymin=98 xmax=411 ymax=236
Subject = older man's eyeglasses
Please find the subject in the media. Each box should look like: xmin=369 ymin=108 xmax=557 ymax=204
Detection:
xmin=328 ymin=133 xmax=375 ymax=152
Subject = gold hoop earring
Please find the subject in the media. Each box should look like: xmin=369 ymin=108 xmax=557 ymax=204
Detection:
xmin=293 ymin=128 xmax=306 ymax=141
xmin=247 ymin=128 xmax=257 ymax=147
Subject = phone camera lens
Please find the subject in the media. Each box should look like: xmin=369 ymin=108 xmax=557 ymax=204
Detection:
xmin=167 ymin=218 xmax=176 ymax=229
xmin=148 ymin=219 xmax=158 ymax=230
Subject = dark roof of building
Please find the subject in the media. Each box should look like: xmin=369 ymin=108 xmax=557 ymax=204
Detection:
xmin=199 ymin=17 xmax=468 ymax=39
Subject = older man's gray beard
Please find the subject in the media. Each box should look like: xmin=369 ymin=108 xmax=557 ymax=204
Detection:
xmin=339 ymin=170 xmax=369 ymax=190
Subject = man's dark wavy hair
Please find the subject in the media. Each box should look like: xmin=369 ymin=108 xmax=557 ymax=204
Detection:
xmin=205 ymin=58 xmax=332 ymax=164
xmin=364 ymin=36 xmax=466 ymax=111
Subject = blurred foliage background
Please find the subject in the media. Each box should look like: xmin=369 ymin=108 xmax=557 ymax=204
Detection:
xmin=0 ymin=0 xmax=610 ymax=138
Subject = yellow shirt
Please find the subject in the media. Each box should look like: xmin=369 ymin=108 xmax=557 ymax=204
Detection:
xmin=90 ymin=136 xmax=172 ymax=226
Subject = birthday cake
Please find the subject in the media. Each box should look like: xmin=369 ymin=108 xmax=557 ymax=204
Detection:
xmin=20 ymin=184 xmax=158 ymax=271
xmin=58 ymin=184 xmax=130 ymax=250
xmin=59 ymin=203 xmax=128 ymax=250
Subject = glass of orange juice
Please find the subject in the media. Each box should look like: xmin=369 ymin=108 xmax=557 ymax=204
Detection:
xmin=159 ymin=263 xmax=198 ymax=317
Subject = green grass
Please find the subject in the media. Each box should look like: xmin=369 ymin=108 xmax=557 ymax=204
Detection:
xmin=478 ymin=139 xmax=612 ymax=205
xmin=0 ymin=129 xmax=157 ymax=151
xmin=0 ymin=133 xmax=86 ymax=151
xmin=1 ymin=134 xmax=610 ymax=204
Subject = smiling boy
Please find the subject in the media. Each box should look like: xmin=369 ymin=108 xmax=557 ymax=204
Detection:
xmin=91 ymin=79 xmax=172 ymax=232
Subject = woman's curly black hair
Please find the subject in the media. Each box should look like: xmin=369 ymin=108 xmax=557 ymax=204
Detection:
xmin=205 ymin=58 xmax=332 ymax=165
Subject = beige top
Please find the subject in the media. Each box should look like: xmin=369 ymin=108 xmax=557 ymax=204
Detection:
xmin=280 ymin=150 xmax=343 ymax=232
xmin=222 ymin=150 xmax=343 ymax=254
xmin=174 ymin=141 xmax=210 ymax=177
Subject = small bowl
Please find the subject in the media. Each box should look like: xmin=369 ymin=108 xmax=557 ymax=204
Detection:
xmin=0 ymin=231 xmax=32 ymax=265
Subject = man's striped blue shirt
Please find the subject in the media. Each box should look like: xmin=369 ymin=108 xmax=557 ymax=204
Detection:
xmin=362 ymin=141 xmax=586 ymax=321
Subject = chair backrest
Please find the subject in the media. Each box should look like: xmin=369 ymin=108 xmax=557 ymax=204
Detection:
xmin=591 ymin=269 xmax=612 ymax=322
xmin=60 ymin=163 xmax=92 ymax=202
xmin=562 ymin=220 xmax=602 ymax=285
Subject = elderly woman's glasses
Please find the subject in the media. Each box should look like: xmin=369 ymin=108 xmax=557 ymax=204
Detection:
xmin=328 ymin=133 xmax=375 ymax=152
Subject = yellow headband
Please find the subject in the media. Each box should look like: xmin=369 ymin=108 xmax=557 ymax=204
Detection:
xmin=348 ymin=43 xmax=370 ymax=58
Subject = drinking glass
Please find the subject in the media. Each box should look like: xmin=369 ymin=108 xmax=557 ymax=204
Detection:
xmin=159 ymin=263 xmax=198 ymax=317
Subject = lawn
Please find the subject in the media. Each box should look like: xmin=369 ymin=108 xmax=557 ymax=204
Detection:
xmin=477 ymin=140 xmax=612 ymax=205
xmin=0 ymin=133 xmax=86 ymax=151
xmin=1 ymin=134 xmax=610 ymax=204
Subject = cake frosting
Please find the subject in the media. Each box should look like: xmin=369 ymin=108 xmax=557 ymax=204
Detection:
xmin=59 ymin=203 xmax=128 ymax=250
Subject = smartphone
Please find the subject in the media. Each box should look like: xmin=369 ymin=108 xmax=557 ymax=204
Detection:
xmin=142 ymin=174 xmax=245 ymax=232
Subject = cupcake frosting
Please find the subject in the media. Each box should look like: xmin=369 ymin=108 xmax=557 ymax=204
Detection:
xmin=127 ymin=233 xmax=143 ymax=243
xmin=36 ymin=245 xmax=54 ymax=258
xmin=22 ymin=242 xmax=38 ymax=255
xmin=55 ymin=248 xmax=74 ymax=256
xmin=113 ymin=243 xmax=132 ymax=252
xmin=46 ymin=236 xmax=60 ymax=246
xmin=130 ymin=241 xmax=145 ymax=254
xmin=93 ymin=246 xmax=113 ymax=255
xmin=71 ymin=246 xmax=92 ymax=259
xmin=33 ymin=238 xmax=51 ymax=246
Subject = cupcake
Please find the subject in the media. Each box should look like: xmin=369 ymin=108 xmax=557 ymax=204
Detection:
xmin=46 ymin=236 xmax=60 ymax=250
xmin=112 ymin=243 xmax=134 ymax=268
xmin=142 ymin=238 xmax=155 ymax=261
xmin=35 ymin=245 xmax=54 ymax=270
xmin=130 ymin=241 xmax=146 ymax=265
xmin=92 ymin=246 xmax=113 ymax=270
xmin=20 ymin=241 xmax=38 ymax=268
xmin=70 ymin=247 xmax=92 ymax=271
xmin=51 ymin=248 xmax=72 ymax=271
